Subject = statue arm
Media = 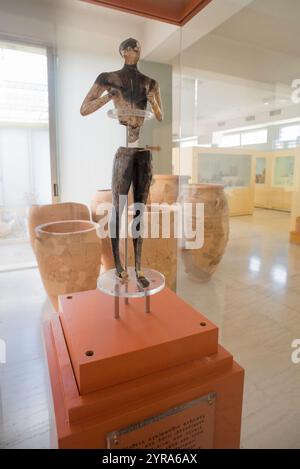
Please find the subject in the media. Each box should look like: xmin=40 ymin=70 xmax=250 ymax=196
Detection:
xmin=80 ymin=74 xmax=113 ymax=116
xmin=147 ymin=81 xmax=163 ymax=122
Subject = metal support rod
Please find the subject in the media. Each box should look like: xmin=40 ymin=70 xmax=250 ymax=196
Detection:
xmin=124 ymin=124 xmax=129 ymax=305
xmin=114 ymin=285 xmax=120 ymax=319
xmin=124 ymin=192 xmax=129 ymax=305
xmin=145 ymin=295 xmax=150 ymax=314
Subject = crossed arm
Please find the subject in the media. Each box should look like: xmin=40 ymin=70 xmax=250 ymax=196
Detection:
xmin=80 ymin=76 xmax=163 ymax=122
xmin=80 ymin=82 xmax=112 ymax=116
xmin=147 ymin=81 xmax=163 ymax=122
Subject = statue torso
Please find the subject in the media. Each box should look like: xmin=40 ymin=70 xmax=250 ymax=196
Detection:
xmin=96 ymin=65 xmax=156 ymax=142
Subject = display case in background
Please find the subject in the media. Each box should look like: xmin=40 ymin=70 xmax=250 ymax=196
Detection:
xmin=254 ymin=150 xmax=298 ymax=212
xmin=254 ymin=154 xmax=271 ymax=209
xmin=271 ymin=154 xmax=294 ymax=212
xmin=255 ymin=157 xmax=267 ymax=185
xmin=273 ymin=155 xmax=295 ymax=187
xmin=173 ymin=147 xmax=255 ymax=216
xmin=174 ymin=146 xmax=300 ymax=216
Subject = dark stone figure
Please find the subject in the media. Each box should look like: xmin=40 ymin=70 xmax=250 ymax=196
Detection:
xmin=80 ymin=38 xmax=163 ymax=288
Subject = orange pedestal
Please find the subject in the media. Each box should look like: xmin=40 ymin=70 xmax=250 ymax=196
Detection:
xmin=44 ymin=287 xmax=244 ymax=449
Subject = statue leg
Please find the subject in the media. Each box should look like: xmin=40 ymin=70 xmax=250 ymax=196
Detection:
xmin=132 ymin=149 xmax=152 ymax=288
xmin=110 ymin=147 xmax=134 ymax=279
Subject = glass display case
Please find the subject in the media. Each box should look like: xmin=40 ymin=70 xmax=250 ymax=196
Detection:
xmin=273 ymin=156 xmax=295 ymax=187
xmin=197 ymin=153 xmax=252 ymax=188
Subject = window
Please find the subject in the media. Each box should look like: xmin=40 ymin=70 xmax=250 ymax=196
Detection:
xmin=0 ymin=40 xmax=55 ymax=270
xmin=279 ymin=124 xmax=300 ymax=142
xmin=0 ymin=44 xmax=48 ymax=123
xmin=180 ymin=137 xmax=198 ymax=148
xmin=219 ymin=133 xmax=240 ymax=148
xmin=241 ymin=129 xmax=268 ymax=145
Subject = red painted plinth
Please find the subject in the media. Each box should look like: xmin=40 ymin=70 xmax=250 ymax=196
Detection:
xmin=44 ymin=287 xmax=244 ymax=448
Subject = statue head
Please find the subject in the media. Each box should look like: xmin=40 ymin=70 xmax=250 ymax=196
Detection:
xmin=119 ymin=38 xmax=141 ymax=65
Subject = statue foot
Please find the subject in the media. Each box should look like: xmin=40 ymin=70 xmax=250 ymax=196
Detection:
xmin=115 ymin=267 xmax=128 ymax=282
xmin=136 ymin=269 xmax=150 ymax=288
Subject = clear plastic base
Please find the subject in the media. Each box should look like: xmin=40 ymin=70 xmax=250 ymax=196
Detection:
xmin=107 ymin=108 xmax=154 ymax=120
xmin=97 ymin=266 xmax=165 ymax=298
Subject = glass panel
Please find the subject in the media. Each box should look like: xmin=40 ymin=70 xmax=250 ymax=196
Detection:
xmin=174 ymin=0 xmax=300 ymax=318
xmin=273 ymin=156 xmax=295 ymax=186
xmin=176 ymin=0 xmax=300 ymax=221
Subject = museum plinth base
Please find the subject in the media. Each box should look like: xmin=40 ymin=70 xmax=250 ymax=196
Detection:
xmin=44 ymin=287 xmax=244 ymax=449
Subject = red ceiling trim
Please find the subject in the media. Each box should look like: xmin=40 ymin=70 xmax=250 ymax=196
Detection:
xmin=81 ymin=0 xmax=214 ymax=26
xmin=180 ymin=0 xmax=213 ymax=26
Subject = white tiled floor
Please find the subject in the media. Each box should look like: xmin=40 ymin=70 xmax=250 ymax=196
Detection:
xmin=0 ymin=208 xmax=300 ymax=448
xmin=0 ymin=268 xmax=52 ymax=448
xmin=0 ymin=239 xmax=36 ymax=271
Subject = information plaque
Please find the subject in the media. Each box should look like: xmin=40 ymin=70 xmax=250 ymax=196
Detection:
xmin=106 ymin=392 xmax=216 ymax=449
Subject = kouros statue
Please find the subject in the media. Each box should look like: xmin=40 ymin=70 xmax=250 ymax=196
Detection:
xmin=80 ymin=38 xmax=163 ymax=288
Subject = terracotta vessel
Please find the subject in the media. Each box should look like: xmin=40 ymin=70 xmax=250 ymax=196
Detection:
xmin=120 ymin=205 xmax=178 ymax=290
xmin=91 ymin=190 xmax=113 ymax=220
xmin=28 ymin=202 xmax=90 ymax=251
xmin=148 ymin=174 xmax=191 ymax=205
xmin=148 ymin=174 xmax=179 ymax=205
xmin=34 ymin=220 xmax=102 ymax=310
xmin=296 ymin=217 xmax=300 ymax=234
xmin=91 ymin=189 xmax=133 ymax=272
xmin=179 ymin=184 xmax=229 ymax=279
xmin=91 ymin=190 xmax=114 ymax=271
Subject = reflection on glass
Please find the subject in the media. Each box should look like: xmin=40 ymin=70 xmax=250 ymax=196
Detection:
xmin=249 ymin=256 xmax=261 ymax=273
xmin=255 ymin=158 xmax=266 ymax=184
xmin=197 ymin=153 xmax=251 ymax=188
xmin=271 ymin=265 xmax=287 ymax=286
xmin=273 ymin=156 xmax=295 ymax=187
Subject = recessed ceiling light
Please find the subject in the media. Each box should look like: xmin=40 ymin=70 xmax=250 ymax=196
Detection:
xmin=264 ymin=101 xmax=269 ymax=106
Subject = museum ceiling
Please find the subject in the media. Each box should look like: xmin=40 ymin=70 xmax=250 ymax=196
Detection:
xmin=81 ymin=0 xmax=213 ymax=26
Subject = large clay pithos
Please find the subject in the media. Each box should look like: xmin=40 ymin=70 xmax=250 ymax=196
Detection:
xmin=148 ymin=175 xmax=179 ymax=205
xmin=28 ymin=202 xmax=90 ymax=251
xmin=34 ymin=220 xmax=102 ymax=310
xmin=148 ymin=174 xmax=191 ymax=205
xmin=179 ymin=184 xmax=229 ymax=279
xmin=91 ymin=190 xmax=115 ymax=272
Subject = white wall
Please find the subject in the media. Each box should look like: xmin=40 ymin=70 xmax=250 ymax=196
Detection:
xmin=56 ymin=40 xmax=125 ymax=205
